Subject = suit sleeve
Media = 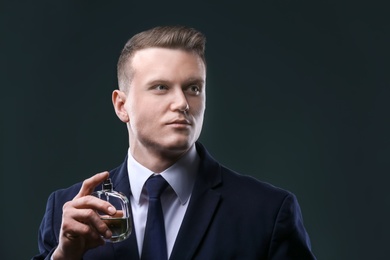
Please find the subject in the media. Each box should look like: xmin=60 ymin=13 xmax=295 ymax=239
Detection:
xmin=268 ymin=193 xmax=316 ymax=260
xmin=32 ymin=192 xmax=60 ymax=260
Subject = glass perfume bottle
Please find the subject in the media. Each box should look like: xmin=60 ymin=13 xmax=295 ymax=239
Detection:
xmin=92 ymin=178 xmax=132 ymax=243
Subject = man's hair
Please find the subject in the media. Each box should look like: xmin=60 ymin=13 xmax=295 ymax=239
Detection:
xmin=117 ymin=25 xmax=206 ymax=92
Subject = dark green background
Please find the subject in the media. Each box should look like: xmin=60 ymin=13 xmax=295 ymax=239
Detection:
xmin=1 ymin=1 xmax=389 ymax=259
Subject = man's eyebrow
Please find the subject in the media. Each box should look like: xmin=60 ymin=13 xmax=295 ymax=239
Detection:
xmin=147 ymin=79 xmax=171 ymax=86
xmin=146 ymin=77 xmax=205 ymax=86
xmin=184 ymin=78 xmax=205 ymax=85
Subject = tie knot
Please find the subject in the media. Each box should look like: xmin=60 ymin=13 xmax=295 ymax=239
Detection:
xmin=145 ymin=175 xmax=168 ymax=199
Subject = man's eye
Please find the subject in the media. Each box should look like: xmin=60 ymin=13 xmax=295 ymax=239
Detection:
xmin=189 ymin=85 xmax=200 ymax=94
xmin=155 ymin=85 xmax=168 ymax=90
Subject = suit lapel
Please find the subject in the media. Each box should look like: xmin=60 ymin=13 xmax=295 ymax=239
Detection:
xmin=170 ymin=143 xmax=222 ymax=260
xmin=110 ymin=158 xmax=140 ymax=259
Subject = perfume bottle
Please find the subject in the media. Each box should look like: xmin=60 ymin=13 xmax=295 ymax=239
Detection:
xmin=92 ymin=178 xmax=132 ymax=243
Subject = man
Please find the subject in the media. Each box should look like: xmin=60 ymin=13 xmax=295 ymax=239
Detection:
xmin=34 ymin=26 xmax=316 ymax=259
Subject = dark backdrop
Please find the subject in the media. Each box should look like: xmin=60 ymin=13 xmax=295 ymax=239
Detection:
xmin=1 ymin=1 xmax=389 ymax=259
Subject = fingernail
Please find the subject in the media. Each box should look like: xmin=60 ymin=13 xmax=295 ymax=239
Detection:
xmin=108 ymin=206 xmax=116 ymax=214
xmin=105 ymin=229 xmax=112 ymax=239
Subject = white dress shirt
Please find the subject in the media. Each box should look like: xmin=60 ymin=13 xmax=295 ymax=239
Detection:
xmin=127 ymin=145 xmax=199 ymax=258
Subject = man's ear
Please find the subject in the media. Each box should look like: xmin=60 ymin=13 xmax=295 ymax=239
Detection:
xmin=112 ymin=90 xmax=129 ymax=123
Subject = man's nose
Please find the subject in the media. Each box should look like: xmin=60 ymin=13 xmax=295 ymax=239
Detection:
xmin=171 ymin=89 xmax=189 ymax=112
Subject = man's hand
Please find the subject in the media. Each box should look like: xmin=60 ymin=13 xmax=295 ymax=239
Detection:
xmin=52 ymin=171 xmax=117 ymax=260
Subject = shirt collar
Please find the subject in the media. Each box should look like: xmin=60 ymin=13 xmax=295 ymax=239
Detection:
xmin=127 ymin=145 xmax=199 ymax=205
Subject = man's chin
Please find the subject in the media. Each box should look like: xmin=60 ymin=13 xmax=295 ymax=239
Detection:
xmin=138 ymin=135 xmax=197 ymax=156
xmin=160 ymin=138 xmax=194 ymax=154
xmin=165 ymin=142 xmax=192 ymax=153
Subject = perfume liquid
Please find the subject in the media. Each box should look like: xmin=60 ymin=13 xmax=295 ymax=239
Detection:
xmin=101 ymin=217 xmax=131 ymax=238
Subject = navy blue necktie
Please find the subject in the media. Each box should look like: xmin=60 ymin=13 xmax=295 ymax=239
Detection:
xmin=141 ymin=175 xmax=169 ymax=260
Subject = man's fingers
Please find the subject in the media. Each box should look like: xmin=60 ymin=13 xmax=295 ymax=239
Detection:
xmin=70 ymin=196 xmax=117 ymax=216
xmin=64 ymin=208 xmax=113 ymax=239
xmin=74 ymin=171 xmax=109 ymax=199
xmin=61 ymin=217 xmax=106 ymax=248
xmin=62 ymin=200 xmax=113 ymax=238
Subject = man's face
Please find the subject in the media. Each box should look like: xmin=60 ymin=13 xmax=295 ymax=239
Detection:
xmin=123 ymin=47 xmax=206 ymax=156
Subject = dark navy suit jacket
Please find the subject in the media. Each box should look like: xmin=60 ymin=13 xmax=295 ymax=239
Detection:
xmin=33 ymin=143 xmax=316 ymax=259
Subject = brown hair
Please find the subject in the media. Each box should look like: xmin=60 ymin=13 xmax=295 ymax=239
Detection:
xmin=117 ymin=25 xmax=206 ymax=91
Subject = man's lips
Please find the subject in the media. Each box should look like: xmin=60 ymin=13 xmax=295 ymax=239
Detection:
xmin=166 ymin=119 xmax=192 ymax=125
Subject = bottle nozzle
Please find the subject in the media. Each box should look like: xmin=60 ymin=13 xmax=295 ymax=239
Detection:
xmin=102 ymin=178 xmax=113 ymax=190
